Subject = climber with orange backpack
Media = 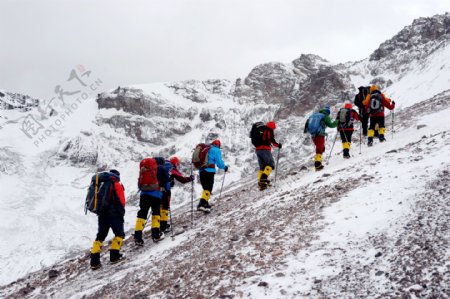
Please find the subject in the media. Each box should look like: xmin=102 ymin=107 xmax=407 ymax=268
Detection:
xmin=362 ymin=85 xmax=396 ymax=146
xmin=335 ymin=101 xmax=361 ymax=158
xmin=192 ymin=139 xmax=228 ymax=213
xmin=134 ymin=157 xmax=170 ymax=246
xmin=250 ymin=121 xmax=282 ymax=190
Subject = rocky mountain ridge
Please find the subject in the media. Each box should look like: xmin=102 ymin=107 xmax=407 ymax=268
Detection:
xmin=0 ymin=12 xmax=449 ymax=293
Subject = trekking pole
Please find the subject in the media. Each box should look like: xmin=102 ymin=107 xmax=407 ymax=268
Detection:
xmin=326 ymin=131 xmax=338 ymax=164
xmin=219 ymin=171 xmax=226 ymax=201
xmin=359 ymin=124 xmax=362 ymax=155
xmin=190 ymin=163 xmax=194 ymax=227
xmin=274 ymin=147 xmax=281 ymax=187
xmin=169 ymin=207 xmax=175 ymax=240
xmin=392 ymin=111 xmax=395 ymax=139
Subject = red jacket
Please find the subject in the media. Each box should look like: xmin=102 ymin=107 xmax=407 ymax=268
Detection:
xmin=336 ymin=109 xmax=361 ymax=131
xmin=170 ymin=167 xmax=192 ymax=184
xmin=363 ymin=92 xmax=395 ymax=117
xmin=113 ymin=179 xmax=126 ymax=207
xmin=255 ymin=128 xmax=280 ymax=151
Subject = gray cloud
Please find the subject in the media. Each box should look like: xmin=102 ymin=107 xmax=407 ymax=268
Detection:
xmin=0 ymin=0 xmax=448 ymax=100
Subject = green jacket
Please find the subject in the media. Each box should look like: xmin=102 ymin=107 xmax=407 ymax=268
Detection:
xmin=320 ymin=108 xmax=338 ymax=131
xmin=304 ymin=109 xmax=338 ymax=137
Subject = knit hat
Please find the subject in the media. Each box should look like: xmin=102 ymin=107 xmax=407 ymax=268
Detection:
xmin=110 ymin=169 xmax=120 ymax=177
xmin=266 ymin=121 xmax=276 ymax=130
xmin=211 ymin=139 xmax=221 ymax=148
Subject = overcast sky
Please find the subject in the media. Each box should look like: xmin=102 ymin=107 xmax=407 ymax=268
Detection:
xmin=0 ymin=0 xmax=448 ymax=100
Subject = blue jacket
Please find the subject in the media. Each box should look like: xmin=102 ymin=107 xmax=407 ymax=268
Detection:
xmin=141 ymin=160 xmax=171 ymax=199
xmin=201 ymin=145 xmax=226 ymax=173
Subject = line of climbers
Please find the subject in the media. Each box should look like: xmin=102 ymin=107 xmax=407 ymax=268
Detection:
xmin=305 ymin=84 xmax=395 ymax=170
xmin=85 ymin=140 xmax=228 ymax=269
xmin=84 ymin=84 xmax=395 ymax=269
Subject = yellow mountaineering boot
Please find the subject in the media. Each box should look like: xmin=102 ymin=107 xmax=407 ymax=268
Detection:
xmin=257 ymin=170 xmax=263 ymax=182
xmin=379 ymin=127 xmax=386 ymax=142
xmin=110 ymin=236 xmax=124 ymax=264
xmin=160 ymin=205 xmax=169 ymax=233
xmin=134 ymin=217 xmax=146 ymax=246
xmin=259 ymin=166 xmax=272 ymax=190
xmin=151 ymin=215 xmax=164 ymax=242
xmin=368 ymin=129 xmax=374 ymax=146
xmin=197 ymin=190 xmax=212 ymax=213
xmin=343 ymin=142 xmax=351 ymax=158
xmin=314 ymin=153 xmax=324 ymax=171
xmin=90 ymin=240 xmax=103 ymax=270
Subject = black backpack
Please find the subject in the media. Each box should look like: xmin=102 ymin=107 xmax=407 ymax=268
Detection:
xmin=85 ymin=172 xmax=117 ymax=215
xmin=354 ymin=86 xmax=370 ymax=107
xmin=369 ymin=93 xmax=383 ymax=114
xmin=250 ymin=122 xmax=266 ymax=147
xmin=338 ymin=108 xmax=352 ymax=127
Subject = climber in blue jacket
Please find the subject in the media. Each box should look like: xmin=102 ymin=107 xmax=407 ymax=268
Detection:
xmin=197 ymin=139 xmax=228 ymax=212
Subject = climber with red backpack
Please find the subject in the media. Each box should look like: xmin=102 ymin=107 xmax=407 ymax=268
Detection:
xmin=250 ymin=121 xmax=282 ymax=191
xmin=362 ymin=85 xmax=396 ymax=146
xmin=192 ymin=139 xmax=228 ymax=213
xmin=335 ymin=101 xmax=361 ymax=158
xmin=134 ymin=157 xmax=170 ymax=245
xmin=304 ymin=106 xmax=338 ymax=170
xmin=159 ymin=156 xmax=194 ymax=233
xmin=86 ymin=169 xmax=126 ymax=270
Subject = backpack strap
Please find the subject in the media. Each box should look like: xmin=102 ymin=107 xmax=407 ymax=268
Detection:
xmin=93 ymin=174 xmax=99 ymax=211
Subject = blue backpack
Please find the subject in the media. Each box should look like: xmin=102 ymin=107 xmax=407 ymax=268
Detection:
xmin=85 ymin=172 xmax=117 ymax=215
xmin=307 ymin=112 xmax=325 ymax=136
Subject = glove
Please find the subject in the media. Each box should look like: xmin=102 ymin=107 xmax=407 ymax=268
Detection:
xmin=224 ymin=165 xmax=229 ymax=172
xmin=170 ymin=180 xmax=175 ymax=187
xmin=189 ymin=175 xmax=194 ymax=182
xmin=278 ymin=143 xmax=283 ymax=149
xmin=392 ymin=101 xmax=396 ymax=105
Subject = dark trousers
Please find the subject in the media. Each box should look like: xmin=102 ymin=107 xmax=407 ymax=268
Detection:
xmin=369 ymin=116 xmax=385 ymax=131
xmin=95 ymin=215 xmax=125 ymax=242
xmin=137 ymin=194 xmax=161 ymax=219
xmin=360 ymin=111 xmax=369 ymax=135
xmin=256 ymin=150 xmax=275 ymax=170
xmin=162 ymin=191 xmax=171 ymax=210
xmin=200 ymin=171 xmax=215 ymax=193
xmin=339 ymin=130 xmax=353 ymax=144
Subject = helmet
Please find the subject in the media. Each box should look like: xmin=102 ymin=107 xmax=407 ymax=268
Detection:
xmin=324 ymin=105 xmax=331 ymax=115
xmin=266 ymin=121 xmax=276 ymax=130
xmin=211 ymin=139 xmax=221 ymax=148
xmin=110 ymin=169 xmax=120 ymax=177
xmin=344 ymin=101 xmax=352 ymax=109
xmin=169 ymin=156 xmax=180 ymax=167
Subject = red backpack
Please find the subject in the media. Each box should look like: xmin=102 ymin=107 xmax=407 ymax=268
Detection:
xmin=138 ymin=158 xmax=159 ymax=191
xmin=192 ymin=143 xmax=210 ymax=169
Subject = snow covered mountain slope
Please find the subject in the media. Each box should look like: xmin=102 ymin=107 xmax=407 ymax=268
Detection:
xmin=0 ymin=12 xmax=449 ymax=295
xmin=1 ymin=90 xmax=449 ymax=298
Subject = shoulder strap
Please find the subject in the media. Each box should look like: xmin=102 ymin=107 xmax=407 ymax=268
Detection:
xmin=94 ymin=174 xmax=99 ymax=211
